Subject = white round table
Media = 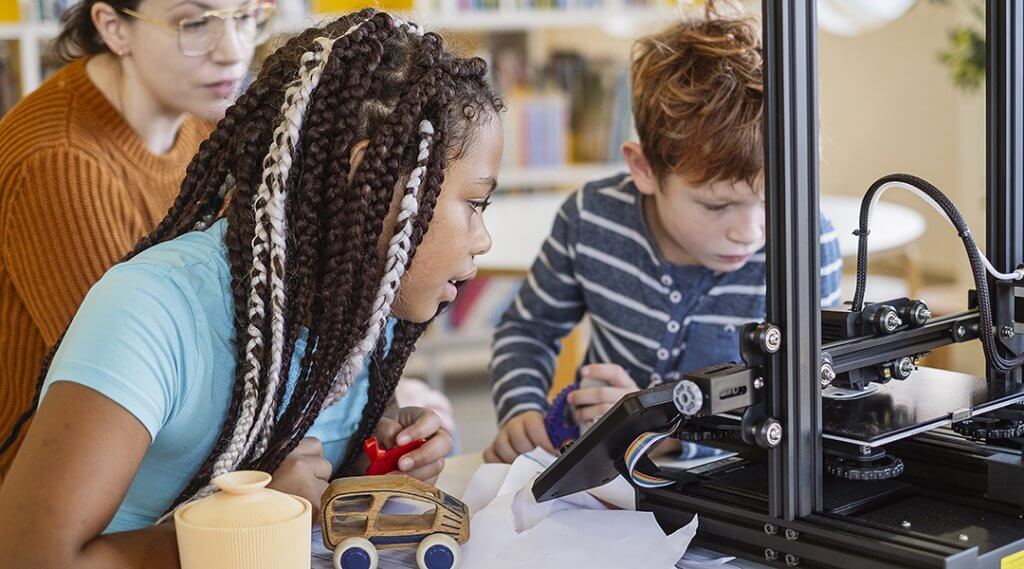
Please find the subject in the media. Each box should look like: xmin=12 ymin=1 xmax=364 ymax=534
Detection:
xmin=478 ymin=192 xmax=926 ymax=275
xmin=820 ymin=195 xmax=926 ymax=257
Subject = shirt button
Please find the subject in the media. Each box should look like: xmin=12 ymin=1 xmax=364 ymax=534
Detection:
xmin=650 ymin=373 xmax=662 ymax=383
xmin=661 ymin=275 xmax=673 ymax=286
xmin=657 ymin=348 xmax=670 ymax=361
xmin=670 ymin=291 xmax=683 ymax=303
xmin=667 ymin=320 xmax=680 ymax=333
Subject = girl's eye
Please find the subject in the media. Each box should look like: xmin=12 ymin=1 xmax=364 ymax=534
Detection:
xmin=702 ymin=203 xmax=729 ymax=212
xmin=469 ymin=198 xmax=493 ymax=212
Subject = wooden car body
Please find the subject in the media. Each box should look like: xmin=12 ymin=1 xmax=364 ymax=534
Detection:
xmin=321 ymin=475 xmax=470 ymax=551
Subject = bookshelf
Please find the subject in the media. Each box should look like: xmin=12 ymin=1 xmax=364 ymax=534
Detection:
xmin=0 ymin=21 xmax=57 ymax=97
xmin=500 ymin=162 xmax=622 ymax=188
xmin=281 ymin=6 xmax=678 ymax=33
xmin=0 ymin=0 xmax=663 ymax=187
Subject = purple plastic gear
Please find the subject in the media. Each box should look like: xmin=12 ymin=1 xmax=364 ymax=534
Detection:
xmin=545 ymin=384 xmax=580 ymax=450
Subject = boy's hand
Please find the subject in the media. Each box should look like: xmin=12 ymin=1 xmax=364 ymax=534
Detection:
xmin=568 ymin=364 xmax=640 ymax=425
xmin=373 ymin=407 xmax=453 ymax=485
xmin=268 ymin=437 xmax=332 ymax=526
xmin=483 ymin=411 xmax=555 ymax=463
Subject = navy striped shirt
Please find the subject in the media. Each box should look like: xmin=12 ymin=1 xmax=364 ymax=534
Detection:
xmin=490 ymin=173 xmax=842 ymax=425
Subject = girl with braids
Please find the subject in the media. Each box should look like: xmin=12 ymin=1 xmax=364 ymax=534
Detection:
xmin=0 ymin=10 xmax=503 ymax=568
xmin=0 ymin=0 xmax=273 ymax=472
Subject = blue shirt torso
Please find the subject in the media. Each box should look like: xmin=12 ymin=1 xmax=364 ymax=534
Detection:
xmin=41 ymin=218 xmax=390 ymax=532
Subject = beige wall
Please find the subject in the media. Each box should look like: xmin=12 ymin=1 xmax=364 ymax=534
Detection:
xmin=818 ymin=1 xmax=985 ymax=278
xmin=818 ymin=1 xmax=988 ymax=373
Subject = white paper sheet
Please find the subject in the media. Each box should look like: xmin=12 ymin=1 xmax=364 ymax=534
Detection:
xmin=310 ymin=449 xmax=755 ymax=569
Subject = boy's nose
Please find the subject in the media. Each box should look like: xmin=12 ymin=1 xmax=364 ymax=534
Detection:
xmin=728 ymin=215 xmax=764 ymax=246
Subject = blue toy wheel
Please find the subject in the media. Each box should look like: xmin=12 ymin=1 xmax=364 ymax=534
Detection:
xmin=423 ymin=544 xmax=455 ymax=569
xmin=334 ymin=537 xmax=378 ymax=569
xmin=416 ymin=533 xmax=461 ymax=569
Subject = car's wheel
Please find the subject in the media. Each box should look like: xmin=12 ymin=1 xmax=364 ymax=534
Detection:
xmin=333 ymin=537 xmax=378 ymax=569
xmin=416 ymin=533 xmax=461 ymax=569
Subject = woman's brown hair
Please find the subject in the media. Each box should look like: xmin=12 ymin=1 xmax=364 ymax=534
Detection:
xmin=54 ymin=0 xmax=140 ymax=62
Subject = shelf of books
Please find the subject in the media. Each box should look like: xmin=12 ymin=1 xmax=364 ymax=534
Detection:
xmin=1 ymin=0 xmax=667 ymax=188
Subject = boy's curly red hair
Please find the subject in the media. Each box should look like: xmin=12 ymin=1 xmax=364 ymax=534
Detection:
xmin=631 ymin=10 xmax=763 ymax=186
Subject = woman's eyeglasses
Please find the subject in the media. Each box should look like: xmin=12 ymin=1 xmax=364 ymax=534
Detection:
xmin=119 ymin=2 xmax=277 ymax=57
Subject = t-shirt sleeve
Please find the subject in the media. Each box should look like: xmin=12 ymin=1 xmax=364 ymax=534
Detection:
xmin=40 ymin=263 xmax=200 ymax=442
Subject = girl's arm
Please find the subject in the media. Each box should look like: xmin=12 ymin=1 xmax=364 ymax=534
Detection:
xmin=0 ymin=382 xmax=180 ymax=569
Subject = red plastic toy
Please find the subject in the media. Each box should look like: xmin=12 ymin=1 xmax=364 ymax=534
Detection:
xmin=362 ymin=436 xmax=427 ymax=475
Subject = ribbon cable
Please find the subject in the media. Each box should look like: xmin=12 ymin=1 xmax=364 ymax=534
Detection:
xmin=625 ymin=419 xmax=682 ymax=488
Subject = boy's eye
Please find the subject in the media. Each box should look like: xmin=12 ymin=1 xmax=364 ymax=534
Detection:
xmin=702 ymin=203 xmax=730 ymax=212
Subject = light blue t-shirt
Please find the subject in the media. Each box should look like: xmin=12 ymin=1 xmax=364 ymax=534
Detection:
xmin=41 ymin=218 xmax=391 ymax=533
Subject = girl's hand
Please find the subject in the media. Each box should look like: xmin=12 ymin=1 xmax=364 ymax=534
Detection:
xmin=373 ymin=407 xmax=452 ymax=485
xmin=268 ymin=437 xmax=332 ymax=526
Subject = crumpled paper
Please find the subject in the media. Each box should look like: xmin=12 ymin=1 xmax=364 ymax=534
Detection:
xmin=458 ymin=449 xmax=702 ymax=569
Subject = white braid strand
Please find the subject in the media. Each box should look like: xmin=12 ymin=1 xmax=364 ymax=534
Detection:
xmin=322 ymin=119 xmax=434 ymax=409
xmin=209 ymin=21 xmax=367 ymax=479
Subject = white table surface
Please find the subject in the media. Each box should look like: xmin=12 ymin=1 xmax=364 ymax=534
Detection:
xmin=478 ymin=192 xmax=926 ymax=274
xmin=434 ymin=453 xmax=769 ymax=569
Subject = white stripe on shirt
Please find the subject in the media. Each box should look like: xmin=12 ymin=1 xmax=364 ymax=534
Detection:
xmin=598 ymin=187 xmax=636 ymax=205
xmin=589 ymin=312 xmax=662 ymax=350
xmin=526 ymin=273 xmax=583 ymax=309
xmin=708 ymin=284 xmax=767 ymax=296
xmin=493 ymin=335 xmax=557 ymax=359
xmin=492 ymin=367 xmax=548 ymax=393
xmin=578 ymin=209 xmax=660 ymax=265
xmin=593 ymin=325 xmax=654 ymax=373
xmin=576 ymin=244 xmax=670 ymax=294
xmin=578 ymin=275 xmax=670 ymax=322
xmin=494 ymin=385 xmax=549 ymax=411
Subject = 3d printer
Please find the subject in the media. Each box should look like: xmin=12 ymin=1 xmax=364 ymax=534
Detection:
xmin=532 ymin=2 xmax=1024 ymax=567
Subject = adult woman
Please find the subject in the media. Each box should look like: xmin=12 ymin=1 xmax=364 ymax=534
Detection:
xmin=0 ymin=0 xmax=272 ymax=470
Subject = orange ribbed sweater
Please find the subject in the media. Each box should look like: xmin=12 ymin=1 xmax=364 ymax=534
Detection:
xmin=0 ymin=58 xmax=212 ymax=472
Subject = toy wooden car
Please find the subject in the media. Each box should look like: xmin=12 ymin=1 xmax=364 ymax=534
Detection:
xmin=320 ymin=475 xmax=470 ymax=569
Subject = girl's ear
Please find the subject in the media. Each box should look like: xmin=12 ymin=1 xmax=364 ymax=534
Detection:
xmin=348 ymin=140 xmax=370 ymax=184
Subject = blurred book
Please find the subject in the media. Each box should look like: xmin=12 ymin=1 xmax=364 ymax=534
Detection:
xmin=36 ymin=0 xmax=78 ymax=21
xmin=311 ymin=0 xmax=414 ymax=12
xmin=491 ymin=40 xmax=633 ymax=176
xmin=0 ymin=43 xmax=19 ymax=117
xmin=1 ymin=1 xmax=20 ymax=22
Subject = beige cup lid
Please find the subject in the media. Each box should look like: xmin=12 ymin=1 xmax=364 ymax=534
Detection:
xmin=177 ymin=471 xmax=306 ymax=529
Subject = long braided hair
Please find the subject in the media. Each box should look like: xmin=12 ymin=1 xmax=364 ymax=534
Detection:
xmin=2 ymin=8 xmax=503 ymax=510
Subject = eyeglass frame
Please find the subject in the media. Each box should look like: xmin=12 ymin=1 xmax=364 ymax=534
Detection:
xmin=117 ymin=1 xmax=277 ymax=57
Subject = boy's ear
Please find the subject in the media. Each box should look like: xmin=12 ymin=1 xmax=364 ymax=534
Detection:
xmin=621 ymin=141 xmax=659 ymax=196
